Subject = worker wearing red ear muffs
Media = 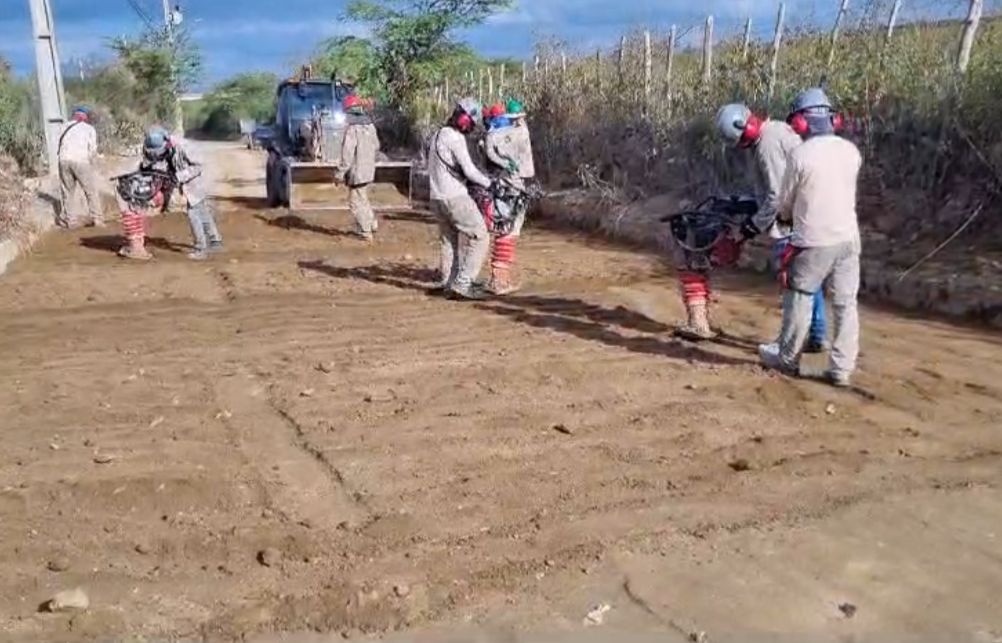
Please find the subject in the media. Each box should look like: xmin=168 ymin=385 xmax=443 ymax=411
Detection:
xmin=671 ymin=103 xmax=804 ymax=341
xmin=759 ymin=87 xmax=863 ymax=388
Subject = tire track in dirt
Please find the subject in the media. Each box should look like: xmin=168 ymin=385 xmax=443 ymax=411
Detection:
xmin=215 ymin=370 xmax=368 ymax=532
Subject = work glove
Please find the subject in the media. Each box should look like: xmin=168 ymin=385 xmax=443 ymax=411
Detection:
xmin=739 ymin=217 xmax=760 ymax=241
xmin=710 ymin=236 xmax=742 ymax=268
xmin=505 ymin=159 xmax=520 ymax=175
xmin=777 ymin=243 xmax=800 ymax=290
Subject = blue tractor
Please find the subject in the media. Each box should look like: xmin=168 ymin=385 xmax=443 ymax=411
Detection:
xmin=263 ymin=71 xmax=414 ymax=211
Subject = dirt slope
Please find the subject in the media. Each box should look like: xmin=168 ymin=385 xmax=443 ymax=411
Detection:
xmin=0 ymin=142 xmax=1000 ymax=642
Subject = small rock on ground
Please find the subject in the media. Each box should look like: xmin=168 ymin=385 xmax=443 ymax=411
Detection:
xmin=44 ymin=588 xmax=89 ymax=612
xmin=257 ymin=547 xmax=282 ymax=567
xmin=47 ymin=557 xmax=71 ymax=572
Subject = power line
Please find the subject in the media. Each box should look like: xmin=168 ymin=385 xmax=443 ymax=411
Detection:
xmin=124 ymin=0 xmax=155 ymax=29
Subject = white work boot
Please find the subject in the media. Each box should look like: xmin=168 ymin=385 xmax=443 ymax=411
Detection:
xmin=675 ymin=300 xmax=717 ymax=341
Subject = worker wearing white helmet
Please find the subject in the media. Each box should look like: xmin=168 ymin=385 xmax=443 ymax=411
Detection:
xmin=428 ymin=97 xmax=494 ymax=300
xmin=715 ymin=102 xmax=829 ymax=352
xmin=759 ymin=88 xmax=862 ymax=388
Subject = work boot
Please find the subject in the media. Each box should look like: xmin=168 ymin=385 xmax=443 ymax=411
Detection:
xmin=804 ymin=338 xmax=831 ymax=354
xmin=446 ymin=283 xmax=489 ymax=301
xmin=187 ymin=249 xmax=210 ymax=261
xmin=675 ymin=300 xmax=716 ymax=341
xmin=208 ymin=241 xmax=225 ymax=254
xmin=758 ymin=342 xmax=799 ymax=377
xmin=118 ymin=245 xmax=153 ymax=261
xmin=799 ymin=365 xmax=852 ymax=388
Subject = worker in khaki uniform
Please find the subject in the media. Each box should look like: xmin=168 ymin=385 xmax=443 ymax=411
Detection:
xmin=428 ymin=97 xmax=494 ymax=300
xmin=714 ymin=103 xmax=828 ymax=351
xmin=337 ymin=95 xmax=381 ymax=240
xmin=482 ymin=98 xmax=536 ymax=294
xmin=58 ymin=106 xmax=104 ymax=228
xmin=759 ymin=88 xmax=863 ymax=388
xmin=141 ymin=126 xmax=223 ymax=260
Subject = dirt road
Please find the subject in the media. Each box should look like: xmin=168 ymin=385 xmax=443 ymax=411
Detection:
xmin=1 ymin=142 xmax=1001 ymax=642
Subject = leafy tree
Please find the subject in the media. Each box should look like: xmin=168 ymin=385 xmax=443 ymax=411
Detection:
xmin=0 ymin=57 xmax=42 ymax=171
xmin=312 ymin=36 xmax=385 ymax=100
xmin=196 ymin=72 xmax=279 ymax=136
xmin=110 ymin=24 xmax=202 ymax=126
xmin=344 ymin=0 xmax=514 ymax=106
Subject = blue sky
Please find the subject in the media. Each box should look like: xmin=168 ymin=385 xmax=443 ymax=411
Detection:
xmin=0 ymin=0 xmax=977 ymax=88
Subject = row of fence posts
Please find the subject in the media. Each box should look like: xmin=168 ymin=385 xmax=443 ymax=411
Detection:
xmin=430 ymin=0 xmax=984 ymax=109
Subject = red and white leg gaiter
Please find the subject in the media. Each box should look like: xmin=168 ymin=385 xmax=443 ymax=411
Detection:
xmin=679 ymin=271 xmax=710 ymax=305
xmin=121 ymin=210 xmax=146 ymax=252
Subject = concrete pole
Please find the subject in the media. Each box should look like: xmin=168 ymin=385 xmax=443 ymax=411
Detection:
xmin=162 ymin=0 xmax=184 ymax=132
xmin=28 ymin=0 xmax=67 ymax=176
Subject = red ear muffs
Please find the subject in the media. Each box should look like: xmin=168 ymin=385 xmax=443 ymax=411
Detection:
xmin=788 ymin=112 xmax=809 ymax=137
xmin=832 ymin=112 xmax=845 ymax=133
xmin=738 ymin=113 xmax=764 ymax=148
xmin=455 ymin=112 xmax=473 ymax=133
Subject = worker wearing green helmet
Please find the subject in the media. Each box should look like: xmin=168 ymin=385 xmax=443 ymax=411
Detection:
xmin=482 ymin=97 xmax=536 ymax=294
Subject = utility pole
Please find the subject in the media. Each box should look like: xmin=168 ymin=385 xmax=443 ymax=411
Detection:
xmin=162 ymin=1 xmax=184 ymax=132
xmin=28 ymin=0 xmax=67 ymax=176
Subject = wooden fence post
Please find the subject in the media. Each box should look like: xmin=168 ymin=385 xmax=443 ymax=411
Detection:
xmin=742 ymin=17 xmax=753 ymax=61
xmin=618 ymin=35 xmax=627 ymax=88
xmin=487 ymin=67 xmax=494 ymax=101
xmin=768 ymin=3 xmax=786 ymax=100
xmin=666 ymin=24 xmax=677 ymax=99
xmin=956 ymin=0 xmax=983 ymax=74
xmin=478 ymin=68 xmax=484 ymax=102
xmin=596 ymin=49 xmax=603 ymax=94
xmin=498 ymin=64 xmax=505 ymax=98
xmin=643 ymin=30 xmax=652 ymax=104
xmin=885 ymin=0 xmax=903 ymax=42
xmin=444 ymin=76 xmax=449 ymax=106
xmin=702 ymin=16 xmax=714 ymax=84
xmin=828 ymin=0 xmax=850 ymax=69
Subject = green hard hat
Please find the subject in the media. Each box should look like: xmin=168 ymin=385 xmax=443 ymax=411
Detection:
xmin=506 ymin=98 xmax=525 ymax=116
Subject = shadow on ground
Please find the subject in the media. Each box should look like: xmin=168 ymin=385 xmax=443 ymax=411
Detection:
xmin=217 ymin=196 xmax=271 ymax=211
xmin=257 ymin=214 xmax=355 ymax=238
xmin=299 ymin=259 xmax=755 ymax=368
xmin=80 ymin=235 xmax=190 ymax=255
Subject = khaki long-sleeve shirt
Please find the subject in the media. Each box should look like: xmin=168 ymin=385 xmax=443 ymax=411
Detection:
xmin=428 ymin=126 xmax=491 ymax=201
xmin=58 ymin=121 xmax=98 ymax=165
xmin=339 ymin=121 xmax=380 ymax=187
xmin=753 ymin=119 xmax=802 ymax=238
xmin=485 ymin=124 xmax=536 ymax=180
xmin=778 ymin=135 xmax=863 ymax=248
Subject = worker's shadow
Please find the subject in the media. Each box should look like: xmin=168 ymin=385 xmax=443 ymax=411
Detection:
xmin=79 ymin=235 xmax=190 ymax=255
xmin=299 ymin=259 xmax=754 ymax=368
xmin=256 ymin=213 xmax=355 ymax=238
xmin=299 ymin=260 xmax=437 ymax=292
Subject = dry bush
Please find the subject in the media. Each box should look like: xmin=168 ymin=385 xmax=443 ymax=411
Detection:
xmin=0 ymin=153 xmax=38 ymax=247
xmin=497 ymin=10 xmax=1002 ymax=254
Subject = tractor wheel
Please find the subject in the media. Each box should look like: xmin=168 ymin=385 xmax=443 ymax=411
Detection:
xmin=266 ymin=158 xmax=280 ymax=208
